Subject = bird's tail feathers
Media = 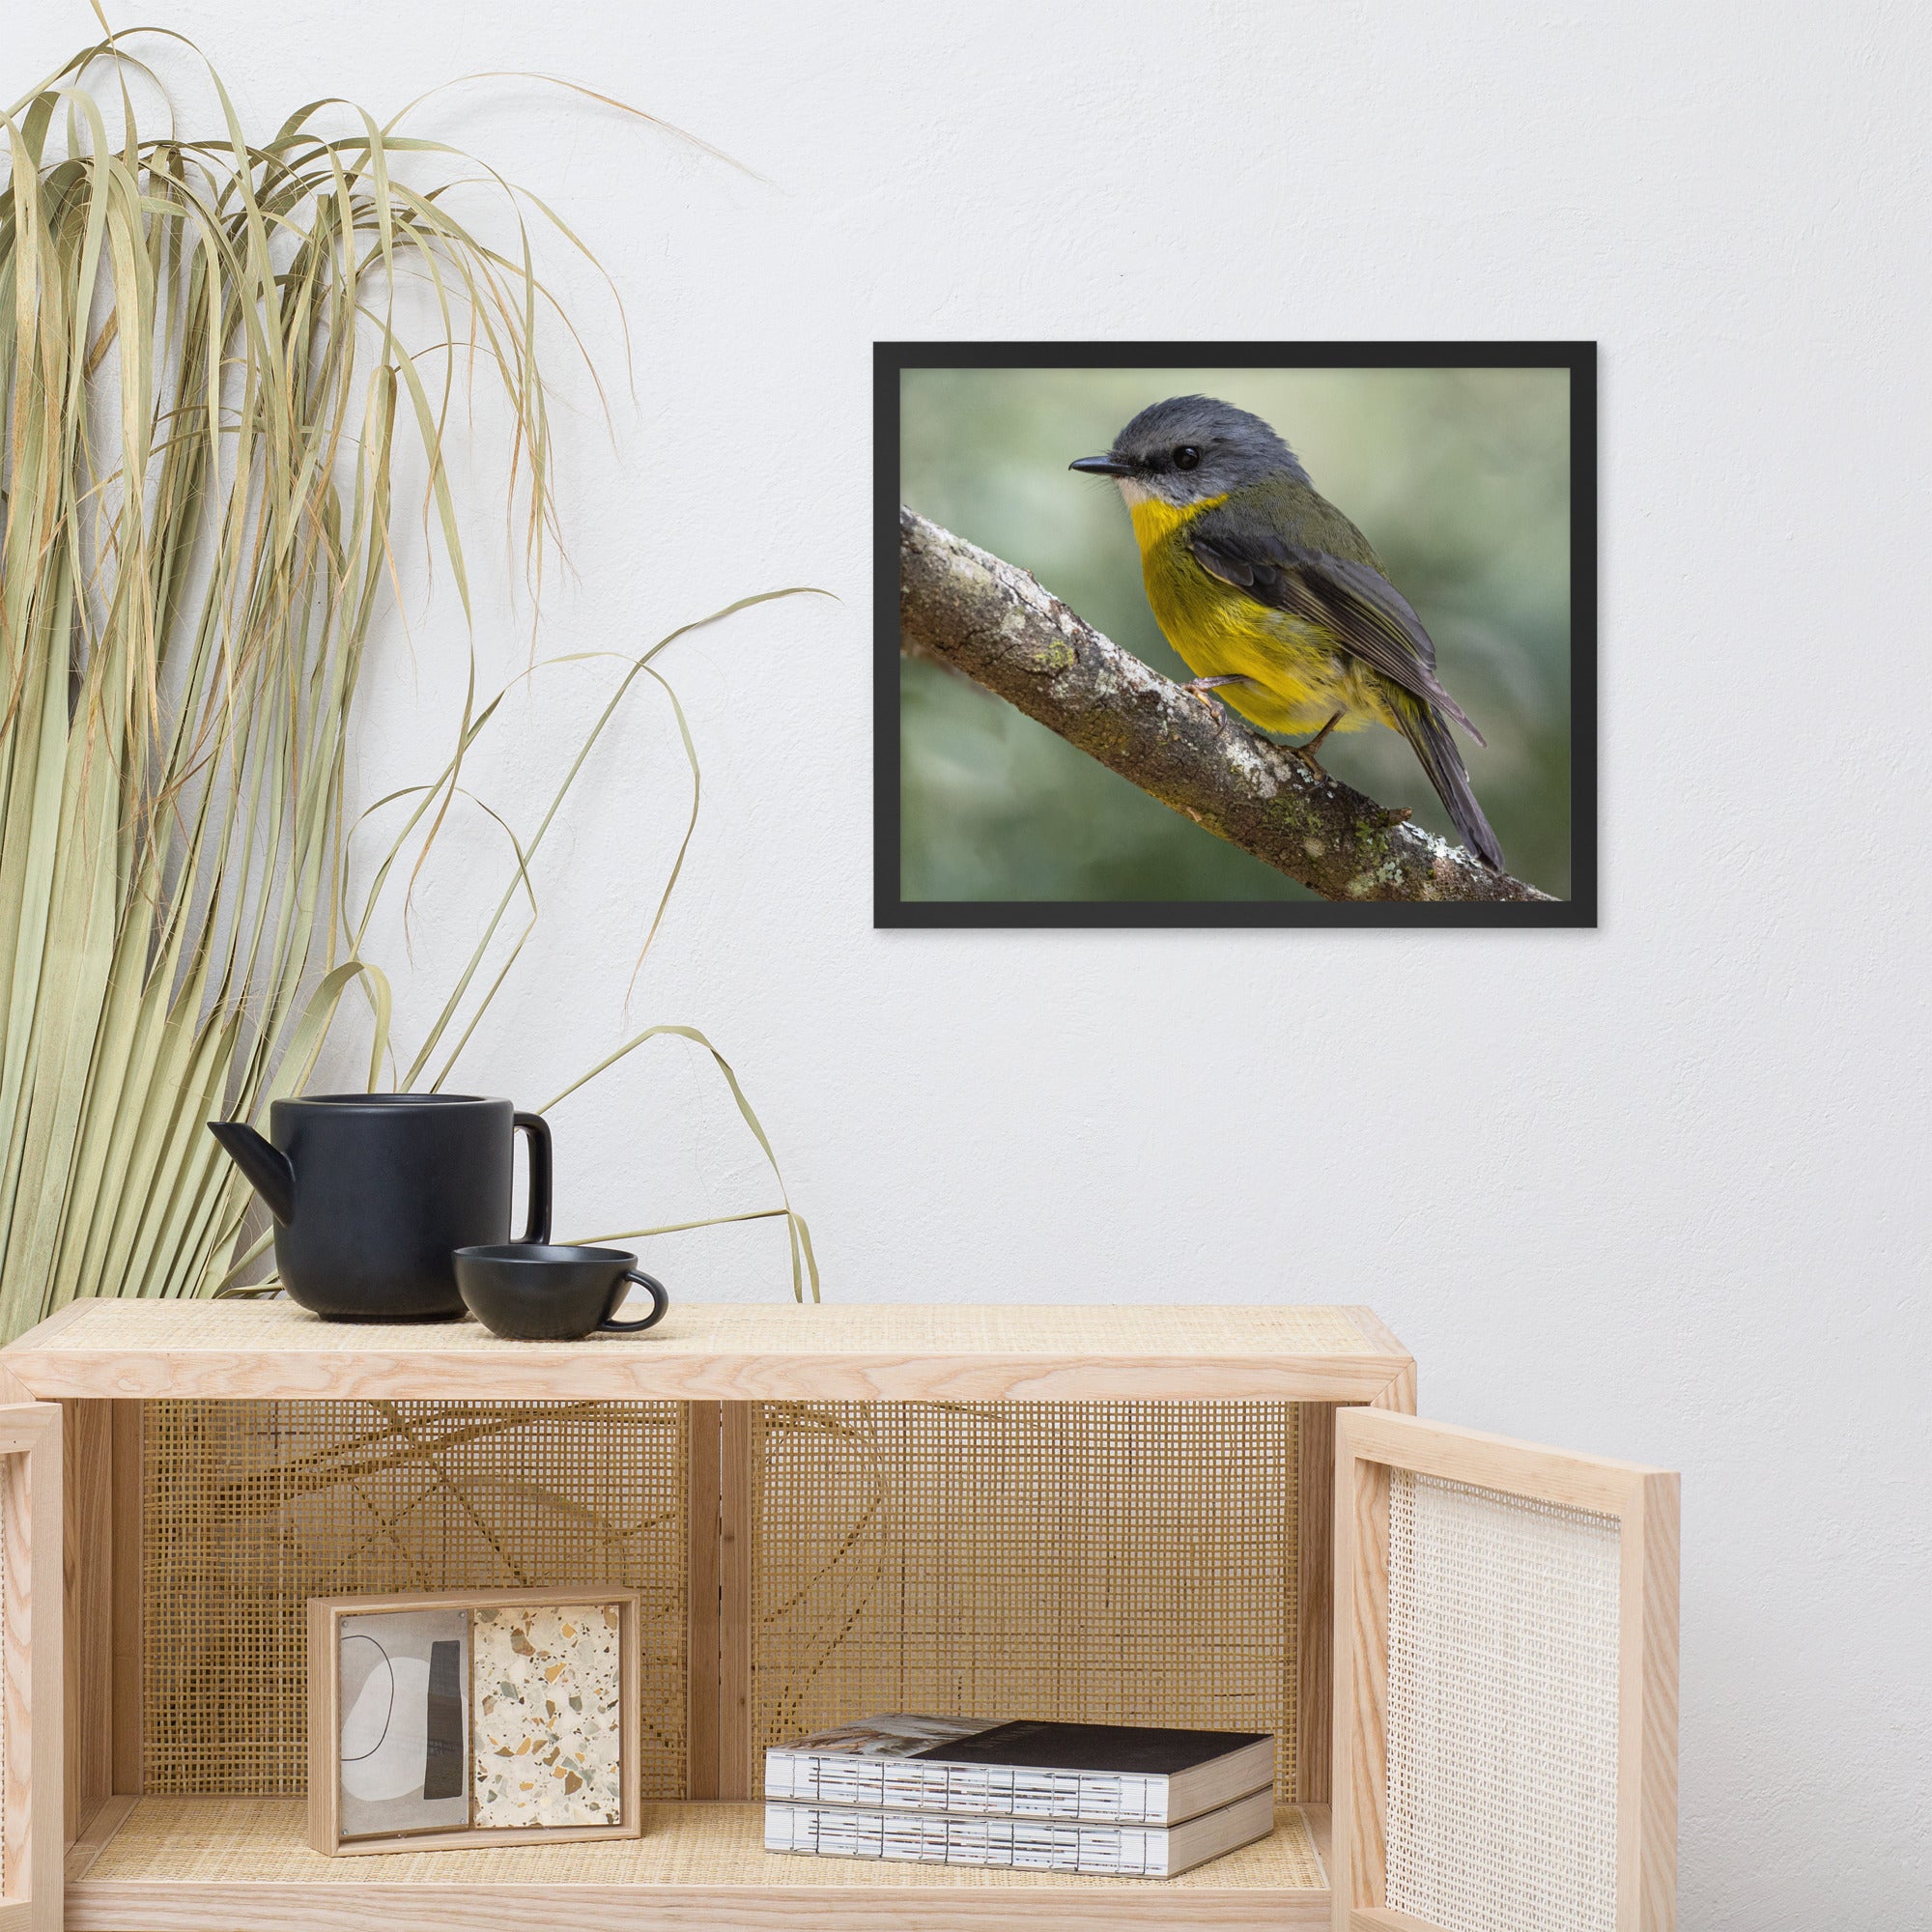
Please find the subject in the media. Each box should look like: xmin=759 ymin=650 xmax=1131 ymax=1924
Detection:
xmin=1391 ymin=696 xmax=1505 ymax=872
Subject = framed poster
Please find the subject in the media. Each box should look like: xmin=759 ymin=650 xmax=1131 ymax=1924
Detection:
xmin=878 ymin=341 xmax=1596 ymax=927
xmin=307 ymin=1586 xmax=642 ymax=1855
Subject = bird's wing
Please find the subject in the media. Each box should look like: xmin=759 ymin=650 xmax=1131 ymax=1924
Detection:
xmin=1187 ymin=524 xmax=1486 ymax=747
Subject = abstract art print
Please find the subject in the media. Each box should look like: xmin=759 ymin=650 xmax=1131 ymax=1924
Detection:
xmin=878 ymin=342 xmax=1596 ymax=927
xmin=309 ymin=1587 xmax=641 ymax=1855
xmin=336 ymin=1605 xmax=472 ymax=1839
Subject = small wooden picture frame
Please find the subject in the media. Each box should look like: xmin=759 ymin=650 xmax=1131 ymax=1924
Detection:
xmin=307 ymin=1586 xmax=642 ymax=1856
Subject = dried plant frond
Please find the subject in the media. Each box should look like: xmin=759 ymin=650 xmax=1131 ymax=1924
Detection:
xmin=0 ymin=29 xmax=816 ymax=1336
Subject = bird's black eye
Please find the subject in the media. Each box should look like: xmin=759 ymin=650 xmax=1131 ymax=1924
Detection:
xmin=1173 ymin=445 xmax=1201 ymax=471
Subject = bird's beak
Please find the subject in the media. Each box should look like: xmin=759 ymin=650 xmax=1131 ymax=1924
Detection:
xmin=1068 ymin=455 xmax=1132 ymax=477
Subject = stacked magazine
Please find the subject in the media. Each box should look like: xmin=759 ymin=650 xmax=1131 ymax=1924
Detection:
xmin=764 ymin=1714 xmax=1276 ymax=1878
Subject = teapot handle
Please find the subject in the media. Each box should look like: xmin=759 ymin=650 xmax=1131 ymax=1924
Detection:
xmin=513 ymin=1112 xmax=553 ymax=1244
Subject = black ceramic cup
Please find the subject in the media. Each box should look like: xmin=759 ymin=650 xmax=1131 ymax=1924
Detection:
xmin=452 ymin=1243 xmax=669 ymax=1342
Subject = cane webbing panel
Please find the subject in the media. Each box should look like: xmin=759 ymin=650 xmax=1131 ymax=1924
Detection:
xmin=142 ymin=1402 xmax=686 ymax=1797
xmin=1385 ymin=1469 xmax=1620 ymax=1932
xmin=81 ymin=1795 xmax=1327 ymax=1889
xmin=751 ymin=1402 xmax=1299 ymax=1799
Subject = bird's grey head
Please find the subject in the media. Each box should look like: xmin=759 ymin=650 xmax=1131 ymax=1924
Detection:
xmin=1069 ymin=395 xmax=1308 ymax=507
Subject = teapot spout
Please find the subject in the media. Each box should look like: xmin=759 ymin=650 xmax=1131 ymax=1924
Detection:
xmin=207 ymin=1120 xmax=296 ymax=1224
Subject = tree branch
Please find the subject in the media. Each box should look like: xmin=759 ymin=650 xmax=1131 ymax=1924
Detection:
xmin=898 ymin=508 xmax=1554 ymax=904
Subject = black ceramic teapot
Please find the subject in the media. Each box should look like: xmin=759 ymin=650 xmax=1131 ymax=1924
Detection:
xmin=209 ymin=1094 xmax=551 ymax=1321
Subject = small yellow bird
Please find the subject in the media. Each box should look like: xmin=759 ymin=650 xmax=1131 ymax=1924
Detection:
xmin=1071 ymin=395 xmax=1502 ymax=870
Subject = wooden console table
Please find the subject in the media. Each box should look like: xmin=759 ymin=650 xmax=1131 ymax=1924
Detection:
xmin=0 ymin=1298 xmax=1417 ymax=1930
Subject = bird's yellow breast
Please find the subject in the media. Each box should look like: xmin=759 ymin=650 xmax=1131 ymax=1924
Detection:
xmin=1130 ymin=492 xmax=1390 ymax=738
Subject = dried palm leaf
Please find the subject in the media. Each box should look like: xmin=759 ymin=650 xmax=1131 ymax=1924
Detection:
xmin=0 ymin=29 xmax=816 ymax=1337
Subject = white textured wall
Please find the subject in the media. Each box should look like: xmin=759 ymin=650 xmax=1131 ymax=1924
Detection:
xmin=17 ymin=3 xmax=1926 ymax=1920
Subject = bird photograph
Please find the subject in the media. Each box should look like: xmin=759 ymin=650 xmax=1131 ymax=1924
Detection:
xmin=1069 ymin=395 xmax=1503 ymax=873
xmin=895 ymin=361 xmax=1577 ymax=911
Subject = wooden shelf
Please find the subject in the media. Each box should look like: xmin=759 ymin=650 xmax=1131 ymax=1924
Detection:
xmin=2 ymin=1298 xmax=1412 ymax=1404
xmin=65 ymin=1797 xmax=1333 ymax=1929
xmin=31 ymin=1305 xmax=1403 ymax=1929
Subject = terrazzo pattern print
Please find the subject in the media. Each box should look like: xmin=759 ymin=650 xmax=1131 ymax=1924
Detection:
xmin=471 ymin=1603 xmax=624 ymax=1828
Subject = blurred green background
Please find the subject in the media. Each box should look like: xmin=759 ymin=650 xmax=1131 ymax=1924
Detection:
xmin=898 ymin=365 xmax=1573 ymax=901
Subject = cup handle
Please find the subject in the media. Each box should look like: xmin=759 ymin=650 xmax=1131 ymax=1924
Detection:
xmin=513 ymin=1111 xmax=553 ymax=1245
xmin=600 ymin=1270 xmax=669 ymax=1333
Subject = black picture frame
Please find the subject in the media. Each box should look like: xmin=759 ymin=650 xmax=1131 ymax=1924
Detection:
xmin=875 ymin=340 xmax=1597 ymax=929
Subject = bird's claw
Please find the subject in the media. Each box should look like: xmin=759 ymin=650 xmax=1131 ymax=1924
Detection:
xmin=1284 ymin=710 xmax=1345 ymax=781
xmin=1178 ymin=674 xmax=1255 ymax=727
